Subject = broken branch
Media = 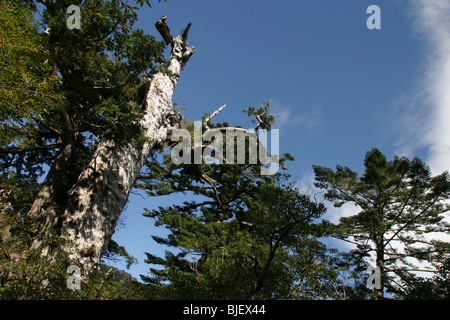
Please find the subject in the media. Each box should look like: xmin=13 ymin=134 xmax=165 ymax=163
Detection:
xmin=203 ymin=104 xmax=226 ymax=130
xmin=155 ymin=16 xmax=174 ymax=45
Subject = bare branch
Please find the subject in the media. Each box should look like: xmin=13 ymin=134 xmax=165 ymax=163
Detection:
xmin=181 ymin=22 xmax=192 ymax=46
xmin=203 ymin=104 xmax=226 ymax=130
xmin=155 ymin=16 xmax=174 ymax=45
xmin=155 ymin=17 xmax=195 ymax=69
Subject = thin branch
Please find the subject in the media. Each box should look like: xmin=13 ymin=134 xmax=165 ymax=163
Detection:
xmin=384 ymin=196 xmax=440 ymax=249
xmin=254 ymin=111 xmax=274 ymax=132
xmin=387 ymin=268 xmax=436 ymax=274
xmin=178 ymin=200 xmax=217 ymax=211
xmin=202 ymin=104 xmax=226 ymax=130
xmin=88 ymin=19 xmax=121 ymax=42
xmin=391 ymin=180 xmax=418 ymax=225
xmin=384 ymin=248 xmax=449 ymax=262
xmin=0 ymin=143 xmax=61 ymax=154
xmin=6 ymin=102 xmax=62 ymax=135
xmin=198 ymin=170 xmax=224 ymax=212
xmin=330 ymin=234 xmax=374 ymax=248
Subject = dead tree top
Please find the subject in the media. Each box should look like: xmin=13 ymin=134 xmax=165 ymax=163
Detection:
xmin=155 ymin=16 xmax=192 ymax=47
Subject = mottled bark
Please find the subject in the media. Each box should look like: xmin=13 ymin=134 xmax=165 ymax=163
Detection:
xmin=34 ymin=19 xmax=195 ymax=269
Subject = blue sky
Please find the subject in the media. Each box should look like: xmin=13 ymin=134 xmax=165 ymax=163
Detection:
xmin=108 ymin=0 xmax=450 ymax=280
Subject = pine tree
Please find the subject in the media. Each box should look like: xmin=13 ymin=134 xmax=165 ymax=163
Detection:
xmin=138 ymin=108 xmax=345 ymax=299
xmin=313 ymin=148 xmax=450 ymax=299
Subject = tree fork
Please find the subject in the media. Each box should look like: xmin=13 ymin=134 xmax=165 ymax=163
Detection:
xmin=33 ymin=18 xmax=195 ymax=269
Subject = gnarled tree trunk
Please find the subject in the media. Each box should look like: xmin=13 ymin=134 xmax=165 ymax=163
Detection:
xmin=33 ymin=19 xmax=195 ymax=269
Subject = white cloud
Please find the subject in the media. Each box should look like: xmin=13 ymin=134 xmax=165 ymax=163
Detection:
xmin=297 ymin=170 xmax=361 ymax=225
xmin=388 ymin=2 xmax=450 ymax=278
xmin=388 ymin=0 xmax=450 ymax=274
xmin=270 ymin=100 xmax=323 ymax=134
xmin=407 ymin=0 xmax=450 ymax=175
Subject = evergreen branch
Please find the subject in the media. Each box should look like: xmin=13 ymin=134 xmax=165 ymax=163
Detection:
xmin=88 ymin=19 xmax=121 ymax=42
xmin=384 ymin=195 xmax=440 ymax=249
xmin=390 ymin=179 xmax=419 ymax=225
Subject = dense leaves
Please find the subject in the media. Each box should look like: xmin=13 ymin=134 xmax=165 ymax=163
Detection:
xmin=138 ymin=111 xmax=346 ymax=299
xmin=1 ymin=0 xmax=166 ymax=214
xmin=0 ymin=1 xmax=64 ymax=214
xmin=1 ymin=0 xmax=165 ymax=299
xmin=1 ymin=0 xmax=449 ymax=300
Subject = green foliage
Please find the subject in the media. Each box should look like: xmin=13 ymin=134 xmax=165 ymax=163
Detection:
xmin=0 ymin=1 xmax=65 ymax=210
xmin=36 ymin=0 xmax=166 ymax=139
xmin=156 ymin=64 xmax=180 ymax=80
xmin=102 ymin=239 xmax=138 ymax=269
xmin=0 ymin=1 xmax=65 ymax=146
xmin=243 ymin=101 xmax=276 ymax=131
xmin=138 ymin=111 xmax=345 ymax=299
xmin=391 ymin=253 xmax=450 ymax=299
xmin=3 ymin=0 xmax=448 ymax=301
xmin=0 ymin=213 xmax=156 ymax=299
xmin=141 ymin=179 xmax=344 ymax=299
xmin=313 ymin=148 xmax=450 ymax=299
xmin=0 ymin=0 xmax=167 ymax=299
xmin=1 ymin=0 xmax=167 ymax=212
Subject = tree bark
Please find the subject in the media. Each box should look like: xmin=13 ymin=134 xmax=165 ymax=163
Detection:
xmin=34 ymin=19 xmax=195 ymax=269
xmin=28 ymin=110 xmax=77 ymax=221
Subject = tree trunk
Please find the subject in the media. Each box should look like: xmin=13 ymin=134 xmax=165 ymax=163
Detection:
xmin=28 ymin=110 xmax=77 ymax=221
xmin=375 ymin=243 xmax=385 ymax=300
xmin=34 ymin=19 xmax=195 ymax=269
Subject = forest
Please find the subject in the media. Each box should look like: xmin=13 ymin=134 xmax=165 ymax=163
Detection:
xmin=1 ymin=0 xmax=449 ymax=300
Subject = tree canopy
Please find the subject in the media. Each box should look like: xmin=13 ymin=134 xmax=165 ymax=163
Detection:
xmin=137 ymin=110 xmax=346 ymax=299
xmin=313 ymin=148 xmax=450 ymax=299
xmin=1 ymin=0 xmax=449 ymax=301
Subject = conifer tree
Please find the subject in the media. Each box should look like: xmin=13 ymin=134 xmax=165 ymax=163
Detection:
xmin=138 ymin=109 xmax=345 ymax=299
xmin=313 ymin=148 xmax=450 ymax=299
